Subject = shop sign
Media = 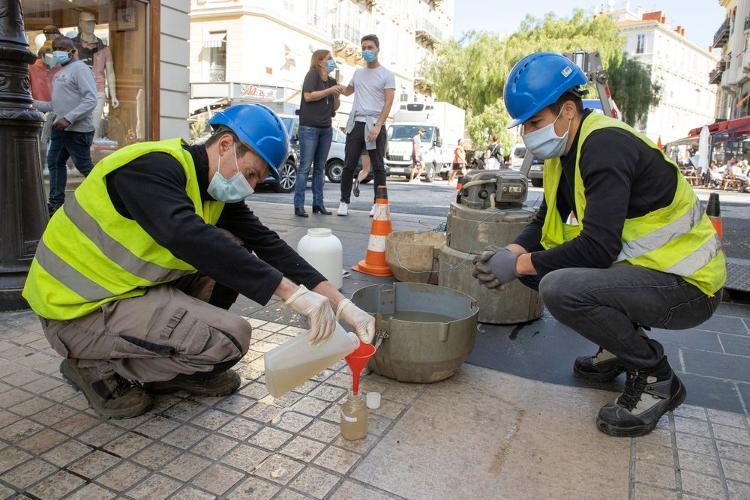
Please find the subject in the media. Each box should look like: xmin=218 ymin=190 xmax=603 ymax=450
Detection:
xmin=239 ymin=84 xmax=276 ymax=100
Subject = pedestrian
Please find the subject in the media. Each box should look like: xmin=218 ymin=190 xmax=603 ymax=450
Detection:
xmin=409 ymin=128 xmax=426 ymax=183
xmin=22 ymin=103 xmax=376 ymax=419
xmin=293 ymin=49 xmax=343 ymax=217
xmin=485 ymin=135 xmax=503 ymax=170
xmin=449 ymin=138 xmax=467 ymax=184
xmin=337 ymin=34 xmax=396 ymax=216
xmin=32 ymin=36 xmax=97 ymax=215
xmin=28 ymin=41 xmax=61 ymax=164
xmin=474 ymin=52 xmax=726 ymax=437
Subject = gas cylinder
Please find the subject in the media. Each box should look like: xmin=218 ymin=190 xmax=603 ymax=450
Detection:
xmin=297 ymin=228 xmax=343 ymax=289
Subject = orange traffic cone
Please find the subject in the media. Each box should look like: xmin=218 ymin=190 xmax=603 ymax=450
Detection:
xmin=353 ymin=186 xmax=393 ymax=277
xmin=706 ymin=192 xmax=723 ymax=240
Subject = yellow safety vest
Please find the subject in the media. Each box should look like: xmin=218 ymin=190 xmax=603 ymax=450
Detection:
xmin=539 ymin=113 xmax=726 ymax=296
xmin=22 ymin=139 xmax=225 ymax=320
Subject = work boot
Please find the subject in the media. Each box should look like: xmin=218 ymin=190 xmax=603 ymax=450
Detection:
xmin=573 ymin=347 xmax=626 ymax=382
xmin=60 ymin=359 xmax=152 ymax=419
xmin=596 ymin=361 xmax=686 ymax=437
xmin=144 ymin=370 xmax=241 ymax=397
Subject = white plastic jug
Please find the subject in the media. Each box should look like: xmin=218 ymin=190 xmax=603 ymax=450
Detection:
xmin=264 ymin=323 xmax=359 ymax=398
xmin=297 ymin=228 xmax=343 ymax=289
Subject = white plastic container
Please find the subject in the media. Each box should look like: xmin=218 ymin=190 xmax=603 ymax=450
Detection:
xmin=297 ymin=228 xmax=343 ymax=289
xmin=264 ymin=323 xmax=359 ymax=398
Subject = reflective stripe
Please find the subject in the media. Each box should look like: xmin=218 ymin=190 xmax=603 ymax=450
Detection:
xmin=666 ymin=233 xmax=722 ymax=277
xmin=64 ymin=196 xmax=192 ymax=283
xmin=617 ymin=200 xmax=703 ymax=262
xmin=35 ymin=239 xmax=113 ymax=300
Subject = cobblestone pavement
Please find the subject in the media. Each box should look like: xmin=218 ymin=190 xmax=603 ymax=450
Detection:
xmin=1 ymin=310 xmax=748 ymax=499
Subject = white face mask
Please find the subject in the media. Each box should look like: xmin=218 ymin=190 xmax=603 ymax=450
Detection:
xmin=522 ymin=108 xmax=572 ymax=160
xmin=207 ymin=147 xmax=254 ymax=203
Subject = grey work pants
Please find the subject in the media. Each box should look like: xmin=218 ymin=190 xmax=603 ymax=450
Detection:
xmin=519 ymin=264 xmax=721 ymax=370
xmin=40 ymin=274 xmax=251 ymax=383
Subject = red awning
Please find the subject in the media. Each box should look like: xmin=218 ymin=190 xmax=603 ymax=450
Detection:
xmin=688 ymin=116 xmax=750 ymax=137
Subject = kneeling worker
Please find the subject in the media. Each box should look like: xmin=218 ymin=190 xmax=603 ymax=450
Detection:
xmin=23 ymin=103 xmax=374 ymax=419
xmin=473 ymin=53 xmax=726 ymax=437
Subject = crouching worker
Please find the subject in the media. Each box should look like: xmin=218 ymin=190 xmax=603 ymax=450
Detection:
xmin=22 ymin=103 xmax=375 ymax=419
xmin=473 ymin=53 xmax=726 ymax=437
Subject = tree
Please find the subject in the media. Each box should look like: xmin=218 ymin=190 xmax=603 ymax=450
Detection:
xmin=607 ymin=54 xmax=662 ymax=127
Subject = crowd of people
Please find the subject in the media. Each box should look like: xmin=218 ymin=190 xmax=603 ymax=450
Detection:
xmin=705 ymin=157 xmax=750 ymax=192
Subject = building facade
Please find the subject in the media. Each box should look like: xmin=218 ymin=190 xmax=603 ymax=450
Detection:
xmin=711 ymin=0 xmax=750 ymax=120
xmin=188 ymin=0 xmax=454 ymax=133
xmin=21 ymin=0 xmax=191 ymax=152
xmin=610 ymin=5 xmax=718 ymax=142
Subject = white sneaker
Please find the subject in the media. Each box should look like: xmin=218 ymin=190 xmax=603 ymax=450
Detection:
xmin=369 ymin=205 xmax=375 ymax=217
xmin=337 ymin=202 xmax=349 ymax=216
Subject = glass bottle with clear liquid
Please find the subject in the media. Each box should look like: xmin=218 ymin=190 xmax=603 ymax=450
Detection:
xmin=340 ymin=392 xmax=368 ymax=440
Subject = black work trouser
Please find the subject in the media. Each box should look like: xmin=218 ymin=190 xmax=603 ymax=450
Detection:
xmin=341 ymin=122 xmax=387 ymax=204
xmin=519 ymin=265 xmax=721 ymax=370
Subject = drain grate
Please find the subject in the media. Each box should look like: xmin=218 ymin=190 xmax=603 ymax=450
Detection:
xmin=725 ymin=258 xmax=750 ymax=292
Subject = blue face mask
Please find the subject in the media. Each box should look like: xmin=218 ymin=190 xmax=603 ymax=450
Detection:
xmin=42 ymin=53 xmax=56 ymax=68
xmin=207 ymin=147 xmax=255 ymax=203
xmin=522 ymin=109 xmax=571 ymax=160
xmin=326 ymin=59 xmax=337 ymax=73
xmin=52 ymin=50 xmax=70 ymax=66
xmin=362 ymin=50 xmax=377 ymax=63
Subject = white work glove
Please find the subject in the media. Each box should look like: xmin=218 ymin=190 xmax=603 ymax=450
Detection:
xmin=285 ymin=285 xmax=336 ymax=345
xmin=336 ymin=299 xmax=375 ymax=344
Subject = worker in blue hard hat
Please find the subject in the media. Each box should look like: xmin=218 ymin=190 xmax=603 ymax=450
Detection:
xmin=23 ymin=103 xmax=375 ymax=419
xmin=472 ymin=53 xmax=726 ymax=437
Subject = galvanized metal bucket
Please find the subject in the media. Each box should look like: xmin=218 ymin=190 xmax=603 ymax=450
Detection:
xmin=351 ymin=283 xmax=479 ymax=384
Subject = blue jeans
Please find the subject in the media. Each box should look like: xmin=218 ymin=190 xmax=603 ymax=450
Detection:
xmin=47 ymin=129 xmax=94 ymax=209
xmin=294 ymin=125 xmax=331 ymax=208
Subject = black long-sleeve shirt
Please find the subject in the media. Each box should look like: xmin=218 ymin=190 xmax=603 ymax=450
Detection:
xmin=514 ymin=110 xmax=677 ymax=278
xmin=106 ymin=143 xmax=326 ymax=304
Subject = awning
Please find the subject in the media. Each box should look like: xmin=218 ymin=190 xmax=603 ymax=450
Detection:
xmin=203 ymin=33 xmax=226 ymax=49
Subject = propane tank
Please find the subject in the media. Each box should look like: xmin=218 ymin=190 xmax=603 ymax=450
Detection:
xmin=297 ymin=228 xmax=343 ymax=289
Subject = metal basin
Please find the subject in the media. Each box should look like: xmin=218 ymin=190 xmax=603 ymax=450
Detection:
xmin=351 ymin=283 xmax=479 ymax=383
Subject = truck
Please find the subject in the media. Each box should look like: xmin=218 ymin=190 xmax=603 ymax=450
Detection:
xmin=384 ymin=101 xmax=466 ymax=180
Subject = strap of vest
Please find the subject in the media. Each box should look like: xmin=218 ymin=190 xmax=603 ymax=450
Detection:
xmin=616 ymin=199 xmax=703 ymax=261
xmin=35 ymin=239 xmax=113 ymax=301
xmin=65 ymin=195 xmax=193 ymax=283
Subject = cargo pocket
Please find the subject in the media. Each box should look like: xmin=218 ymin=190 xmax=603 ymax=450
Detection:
xmin=161 ymin=308 xmax=211 ymax=356
xmin=42 ymin=320 xmax=71 ymax=358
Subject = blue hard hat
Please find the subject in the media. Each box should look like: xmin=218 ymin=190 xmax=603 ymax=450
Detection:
xmin=209 ymin=103 xmax=289 ymax=179
xmin=504 ymin=52 xmax=588 ymax=128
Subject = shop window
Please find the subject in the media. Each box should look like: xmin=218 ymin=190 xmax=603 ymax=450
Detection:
xmin=23 ymin=0 xmax=149 ymax=161
xmin=636 ymin=34 xmax=645 ymax=54
xmin=204 ymin=31 xmax=226 ymax=82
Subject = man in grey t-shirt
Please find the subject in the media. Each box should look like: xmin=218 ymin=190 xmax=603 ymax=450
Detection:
xmin=337 ymin=34 xmax=396 ymax=216
xmin=33 ymin=37 xmax=97 ymax=214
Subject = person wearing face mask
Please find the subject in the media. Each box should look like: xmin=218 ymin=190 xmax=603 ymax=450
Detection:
xmin=293 ymin=49 xmax=344 ymax=217
xmin=32 ymin=36 xmax=98 ymax=215
xmin=473 ymin=52 xmax=726 ymax=437
xmin=22 ymin=103 xmax=376 ymax=419
xmin=29 ymin=41 xmax=62 ymax=167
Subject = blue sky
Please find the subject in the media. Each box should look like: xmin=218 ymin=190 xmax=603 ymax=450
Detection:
xmin=453 ymin=0 xmax=725 ymax=52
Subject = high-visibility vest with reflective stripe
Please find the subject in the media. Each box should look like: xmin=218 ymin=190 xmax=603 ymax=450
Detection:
xmin=22 ymin=139 xmax=225 ymax=320
xmin=539 ymin=113 xmax=726 ymax=296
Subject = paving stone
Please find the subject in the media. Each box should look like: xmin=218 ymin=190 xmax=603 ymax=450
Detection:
xmin=332 ymin=433 xmax=379 ymax=454
xmin=371 ymin=399 xmax=407 ymax=420
xmin=728 ymin=479 xmax=750 ymax=500
xmin=161 ymin=452 xmax=211 ymax=482
xmin=40 ymin=440 xmax=92 ymax=468
xmin=162 ymin=424 xmax=209 ymax=449
xmin=673 ymin=404 xmax=708 ymax=421
xmin=634 ymin=460 xmax=676 ymax=490
xmin=0 ymin=446 xmax=31 ymax=474
xmin=301 ymin=420 xmax=341 ymax=443
xmin=716 ymin=440 xmax=750 ymax=463
xmin=292 ymin=397 xmax=331 ymax=417
xmin=720 ymin=334 xmax=750 ymax=356
xmin=249 ymin=426 xmax=293 ymax=451
xmin=22 ymin=376 xmax=63 ymax=394
xmin=294 ymin=380 xmax=322 ymax=394
xmin=191 ymin=408 xmax=235 ymax=431
xmin=678 ymin=448 xmax=721 ymax=476
xmin=289 ymin=466 xmax=340 ymax=499
xmin=56 ymin=412 xmax=100 ymax=436
xmin=163 ymin=399 xmax=206 ymax=421
xmin=133 ymin=415 xmax=180 ymax=438
xmin=244 ymin=402 xmax=283 ymax=423
xmin=42 ymin=384 xmax=78 ymax=403
xmin=191 ymin=434 xmax=237 ymax=460
xmin=274 ymin=411 xmax=314 ymax=433
xmin=17 ymin=428 xmax=67 ymax=454
xmin=28 ymin=403 xmax=77 ymax=426
xmin=713 ymin=422 xmax=750 ymax=446
xmin=215 ymin=394 xmax=256 ymax=414
xmin=127 ymin=473 xmax=182 ymax=499
xmin=707 ymin=408 xmax=749 ymax=428
xmin=319 ymin=404 xmax=341 ymax=423
xmin=682 ymin=348 xmax=750 ymax=382
xmin=253 ymin=453 xmax=305 ymax=485
xmin=131 ymin=442 xmax=182 ymax=469
xmin=281 ymin=436 xmax=327 ymax=462
xmin=240 ymin=383 xmax=270 ymax=401
xmin=227 ymin=475 xmax=281 ymax=499
xmin=0 ymin=458 xmax=57 ymax=490
xmin=78 ymin=423 xmax=126 ymax=447
xmin=674 ymin=416 xmax=712 ymax=438
xmin=64 ymin=483 xmax=116 ymax=500
xmin=96 ymin=461 xmax=150 ymax=492
xmin=102 ymin=431 xmax=152 ymax=458
xmin=676 ymin=432 xmax=716 ymax=455
xmin=699 ymin=315 xmax=748 ymax=335
xmin=68 ymin=450 xmax=121 ymax=479
xmin=632 ymin=483 xmax=678 ymax=500
xmin=0 ymin=418 xmax=44 ymax=443
xmin=4 ymin=370 xmax=42 ymax=386
xmin=722 ymin=458 xmax=750 ymax=483
xmin=329 ymin=480 xmax=397 ymax=500
xmin=367 ymin=414 xmax=393 ymax=436
xmin=680 ymin=470 xmax=727 ymax=499
xmin=0 ymin=409 xmax=20 ymax=428
xmin=191 ymin=463 xmax=245 ymax=495
xmin=308 ymin=385 xmax=347 ymax=402
xmin=679 ymin=373 xmax=747 ymax=413
xmin=10 ymin=395 xmax=55 ymax=417
xmin=221 ymin=444 xmax=270 ymax=471
xmin=27 ymin=470 xmax=86 ymax=499
xmin=313 ymin=446 xmax=360 ymax=475
xmin=219 ymin=416 xmax=261 ymax=440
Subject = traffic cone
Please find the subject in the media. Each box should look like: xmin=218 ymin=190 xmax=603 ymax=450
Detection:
xmin=706 ymin=192 xmax=723 ymax=240
xmin=353 ymin=186 xmax=393 ymax=277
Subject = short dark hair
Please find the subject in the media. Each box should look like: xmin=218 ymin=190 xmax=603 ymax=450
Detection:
xmin=205 ymin=127 xmax=252 ymax=156
xmin=548 ymin=90 xmax=584 ymax=115
xmin=52 ymin=36 xmax=74 ymax=51
xmin=361 ymin=34 xmax=379 ymax=48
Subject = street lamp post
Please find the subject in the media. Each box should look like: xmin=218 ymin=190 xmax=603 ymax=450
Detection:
xmin=0 ymin=0 xmax=48 ymax=311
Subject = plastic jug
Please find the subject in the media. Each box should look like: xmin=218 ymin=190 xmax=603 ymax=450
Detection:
xmin=264 ymin=323 xmax=359 ymax=398
xmin=297 ymin=228 xmax=343 ymax=289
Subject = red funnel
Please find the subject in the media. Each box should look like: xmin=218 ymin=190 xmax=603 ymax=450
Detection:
xmin=345 ymin=341 xmax=376 ymax=395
